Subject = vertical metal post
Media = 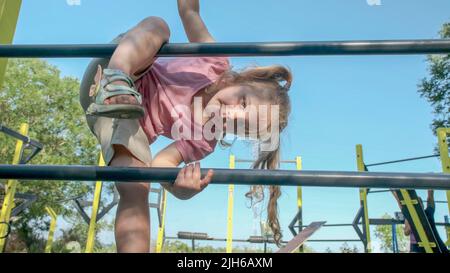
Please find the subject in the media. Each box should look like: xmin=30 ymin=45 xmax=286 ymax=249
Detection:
xmin=356 ymin=144 xmax=372 ymax=253
xmin=436 ymin=128 xmax=450 ymax=246
xmin=295 ymin=156 xmax=303 ymax=253
xmin=155 ymin=189 xmax=168 ymax=253
xmin=391 ymin=223 xmax=398 ymax=253
xmin=84 ymin=153 xmax=105 ymax=253
xmin=44 ymin=207 xmax=57 ymax=253
xmin=0 ymin=123 xmax=28 ymax=252
xmin=445 ymin=215 xmax=449 ymax=244
xmin=0 ymin=0 xmax=22 ymax=88
xmin=226 ymin=155 xmax=235 ymax=253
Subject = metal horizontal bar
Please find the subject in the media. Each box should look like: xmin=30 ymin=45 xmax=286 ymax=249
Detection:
xmin=365 ymin=154 xmax=440 ymax=167
xmin=166 ymin=236 xmax=204 ymax=241
xmin=234 ymin=159 xmax=254 ymax=163
xmin=235 ymin=159 xmax=297 ymax=164
xmin=369 ymin=218 xmax=403 ymax=225
xmin=281 ymin=160 xmax=297 ymax=164
xmin=307 ymin=239 xmax=361 ymax=242
xmin=298 ymin=223 xmax=354 ymax=228
xmin=1 ymin=39 xmax=449 ymax=58
xmin=368 ymin=189 xmax=392 ymax=194
xmin=367 ymin=219 xmax=449 ymax=227
xmin=0 ymin=124 xmax=43 ymax=149
xmin=177 ymin=232 xmax=209 ymax=240
xmin=1 ymin=165 xmax=450 ymax=189
xmin=165 ymin=236 xmax=361 ymax=244
xmin=165 ymin=236 xmax=282 ymax=244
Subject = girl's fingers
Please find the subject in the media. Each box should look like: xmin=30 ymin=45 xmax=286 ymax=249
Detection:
xmin=175 ymin=166 xmax=186 ymax=184
xmin=174 ymin=163 xmax=212 ymax=195
xmin=178 ymin=166 xmax=186 ymax=179
xmin=193 ymin=162 xmax=201 ymax=181
xmin=200 ymin=169 xmax=214 ymax=189
xmin=185 ymin=163 xmax=194 ymax=180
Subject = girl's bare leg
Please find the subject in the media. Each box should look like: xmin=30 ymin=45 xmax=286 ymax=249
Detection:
xmin=105 ymin=16 xmax=170 ymax=105
xmin=97 ymin=17 xmax=170 ymax=252
xmin=112 ymin=145 xmax=151 ymax=253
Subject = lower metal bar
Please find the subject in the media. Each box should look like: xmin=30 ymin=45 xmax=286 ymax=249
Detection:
xmin=1 ymin=165 xmax=450 ymax=190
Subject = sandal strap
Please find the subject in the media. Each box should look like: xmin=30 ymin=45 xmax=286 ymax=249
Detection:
xmin=102 ymin=69 xmax=136 ymax=88
xmin=95 ymin=84 xmax=142 ymax=105
xmin=91 ymin=68 xmax=142 ymax=105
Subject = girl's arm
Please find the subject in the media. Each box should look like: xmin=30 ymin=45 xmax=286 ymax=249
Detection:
xmin=151 ymin=142 xmax=213 ymax=200
xmin=404 ymin=220 xmax=411 ymax=236
xmin=177 ymin=0 xmax=215 ymax=43
xmin=426 ymin=189 xmax=435 ymax=208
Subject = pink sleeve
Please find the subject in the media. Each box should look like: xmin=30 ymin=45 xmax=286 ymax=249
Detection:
xmin=205 ymin=57 xmax=230 ymax=77
xmin=175 ymin=138 xmax=218 ymax=164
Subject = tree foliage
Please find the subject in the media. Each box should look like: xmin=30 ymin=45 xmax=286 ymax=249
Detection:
xmin=418 ymin=23 xmax=450 ymax=137
xmin=374 ymin=213 xmax=408 ymax=253
xmin=161 ymin=240 xmax=281 ymax=253
xmin=0 ymin=58 xmax=112 ymax=252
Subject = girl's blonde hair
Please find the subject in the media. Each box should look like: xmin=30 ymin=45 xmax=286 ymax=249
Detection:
xmin=211 ymin=65 xmax=293 ymax=246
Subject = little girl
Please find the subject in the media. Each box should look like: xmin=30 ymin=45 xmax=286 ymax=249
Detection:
xmin=80 ymin=0 xmax=292 ymax=252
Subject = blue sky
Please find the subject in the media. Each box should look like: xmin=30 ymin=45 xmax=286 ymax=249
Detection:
xmin=12 ymin=0 xmax=450 ymax=252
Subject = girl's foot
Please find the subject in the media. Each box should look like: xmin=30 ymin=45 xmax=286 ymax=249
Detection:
xmin=86 ymin=66 xmax=145 ymax=119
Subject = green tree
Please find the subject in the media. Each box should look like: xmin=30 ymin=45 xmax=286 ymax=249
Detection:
xmin=162 ymin=240 xmax=193 ymax=253
xmin=339 ymin=243 xmax=359 ymax=253
xmin=323 ymin=244 xmax=359 ymax=253
xmin=50 ymin=216 xmax=115 ymax=253
xmin=299 ymin=244 xmax=316 ymax=253
xmin=418 ymin=23 xmax=450 ymax=137
xmin=374 ymin=213 xmax=408 ymax=253
xmin=0 ymin=58 xmax=112 ymax=252
xmin=161 ymin=240 xmax=312 ymax=253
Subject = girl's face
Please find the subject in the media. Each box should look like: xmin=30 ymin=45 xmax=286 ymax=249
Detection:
xmin=201 ymin=85 xmax=273 ymax=137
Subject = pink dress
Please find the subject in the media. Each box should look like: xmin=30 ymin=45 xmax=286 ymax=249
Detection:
xmin=135 ymin=57 xmax=230 ymax=163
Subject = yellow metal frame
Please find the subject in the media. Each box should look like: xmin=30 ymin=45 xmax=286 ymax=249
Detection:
xmin=226 ymin=155 xmax=235 ymax=253
xmin=0 ymin=0 xmax=22 ymax=88
xmin=44 ymin=207 xmax=57 ymax=253
xmin=84 ymin=153 xmax=105 ymax=253
xmin=0 ymin=123 xmax=28 ymax=252
xmin=295 ymin=156 xmax=303 ymax=252
xmin=155 ymin=189 xmax=168 ymax=253
xmin=355 ymin=144 xmax=372 ymax=253
xmin=398 ymin=189 xmax=436 ymax=253
xmin=436 ymin=127 xmax=450 ymax=245
xmin=296 ymin=157 xmax=303 ymax=214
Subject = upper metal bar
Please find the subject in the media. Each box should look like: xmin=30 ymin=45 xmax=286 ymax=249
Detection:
xmin=0 ymin=39 xmax=450 ymax=58
xmin=0 ymin=164 xmax=450 ymax=189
